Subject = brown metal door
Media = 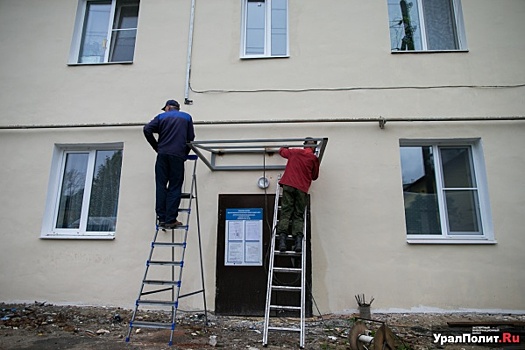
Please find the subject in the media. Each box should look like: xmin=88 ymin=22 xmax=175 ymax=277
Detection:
xmin=215 ymin=194 xmax=312 ymax=317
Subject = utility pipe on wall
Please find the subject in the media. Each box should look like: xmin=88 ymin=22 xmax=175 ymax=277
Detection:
xmin=184 ymin=0 xmax=196 ymax=105
xmin=0 ymin=116 xmax=524 ymax=130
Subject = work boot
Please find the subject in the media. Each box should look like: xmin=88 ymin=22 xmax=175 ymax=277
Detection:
xmin=293 ymin=235 xmax=303 ymax=253
xmin=278 ymin=233 xmax=287 ymax=252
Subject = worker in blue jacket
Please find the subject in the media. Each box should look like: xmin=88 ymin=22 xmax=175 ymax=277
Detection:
xmin=144 ymin=100 xmax=195 ymax=229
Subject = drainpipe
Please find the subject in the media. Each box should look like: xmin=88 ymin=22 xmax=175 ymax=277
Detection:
xmin=184 ymin=0 xmax=196 ymax=105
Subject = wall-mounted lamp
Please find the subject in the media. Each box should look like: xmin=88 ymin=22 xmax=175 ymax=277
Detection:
xmin=257 ymin=176 xmax=270 ymax=189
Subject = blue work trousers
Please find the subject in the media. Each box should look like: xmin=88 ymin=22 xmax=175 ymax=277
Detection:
xmin=155 ymin=153 xmax=185 ymax=224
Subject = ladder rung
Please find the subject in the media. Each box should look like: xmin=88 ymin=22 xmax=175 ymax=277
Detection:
xmin=136 ymin=300 xmax=178 ymax=307
xmin=143 ymin=280 xmax=181 ymax=286
xmin=270 ymin=305 xmax=301 ymax=311
xmin=130 ymin=321 xmax=175 ymax=330
xmin=273 ymin=267 xmax=301 ymax=273
xmin=271 ymin=285 xmax=301 ymax=292
xmin=180 ymin=193 xmax=194 ymax=199
xmin=160 ymin=225 xmax=188 ymax=231
xmin=148 ymin=260 xmax=183 ymax=266
xmin=267 ymin=326 xmax=301 ymax=332
xmin=274 ymin=251 xmax=301 ymax=256
xmin=152 ymin=242 xmax=185 ymax=248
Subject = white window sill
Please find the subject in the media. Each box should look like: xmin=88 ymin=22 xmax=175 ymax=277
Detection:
xmin=391 ymin=49 xmax=469 ymax=54
xmin=240 ymin=55 xmax=289 ymax=60
xmin=41 ymin=234 xmax=115 ymax=240
xmin=67 ymin=61 xmax=133 ymax=66
xmin=407 ymin=238 xmax=497 ymax=245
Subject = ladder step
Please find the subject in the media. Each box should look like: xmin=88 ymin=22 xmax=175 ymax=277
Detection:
xmin=270 ymin=305 xmax=301 ymax=311
xmin=160 ymin=225 xmax=188 ymax=231
xmin=152 ymin=242 xmax=185 ymax=248
xmin=271 ymin=285 xmax=301 ymax=292
xmin=273 ymin=267 xmax=301 ymax=273
xmin=136 ymin=300 xmax=178 ymax=307
xmin=143 ymin=280 xmax=181 ymax=286
xmin=148 ymin=260 xmax=183 ymax=266
xmin=274 ymin=251 xmax=301 ymax=256
xmin=130 ymin=321 xmax=175 ymax=330
xmin=267 ymin=326 xmax=301 ymax=333
xmin=180 ymin=193 xmax=194 ymax=199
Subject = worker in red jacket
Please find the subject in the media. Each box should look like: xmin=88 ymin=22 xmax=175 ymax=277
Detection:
xmin=277 ymin=138 xmax=320 ymax=252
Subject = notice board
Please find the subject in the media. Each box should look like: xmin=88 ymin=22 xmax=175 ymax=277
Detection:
xmin=225 ymin=208 xmax=263 ymax=266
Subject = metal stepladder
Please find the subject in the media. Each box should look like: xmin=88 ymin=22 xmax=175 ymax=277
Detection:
xmin=126 ymin=154 xmax=207 ymax=346
xmin=263 ymin=179 xmax=308 ymax=348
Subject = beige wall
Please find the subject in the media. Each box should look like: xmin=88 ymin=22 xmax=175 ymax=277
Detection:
xmin=0 ymin=0 xmax=524 ymax=313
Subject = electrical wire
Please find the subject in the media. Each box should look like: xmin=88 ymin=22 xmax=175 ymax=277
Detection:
xmin=190 ymin=82 xmax=525 ymax=94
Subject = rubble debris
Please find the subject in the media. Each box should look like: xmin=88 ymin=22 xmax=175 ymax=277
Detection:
xmin=209 ymin=334 xmax=218 ymax=346
xmin=0 ymin=302 xmax=524 ymax=350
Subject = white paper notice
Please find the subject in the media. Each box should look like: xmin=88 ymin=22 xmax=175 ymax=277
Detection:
xmin=228 ymin=221 xmax=244 ymax=240
xmin=245 ymin=220 xmax=262 ymax=241
xmin=225 ymin=208 xmax=263 ymax=266
xmin=227 ymin=242 xmax=244 ymax=264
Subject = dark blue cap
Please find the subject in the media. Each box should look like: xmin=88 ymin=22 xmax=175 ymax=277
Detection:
xmin=162 ymin=99 xmax=180 ymax=111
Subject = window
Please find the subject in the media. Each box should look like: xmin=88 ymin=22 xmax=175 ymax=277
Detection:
xmin=69 ymin=0 xmax=139 ymax=64
xmin=241 ymin=0 xmax=289 ymax=58
xmin=387 ymin=0 xmax=467 ymax=51
xmin=42 ymin=144 xmax=123 ymax=239
xmin=399 ymin=140 xmax=494 ymax=243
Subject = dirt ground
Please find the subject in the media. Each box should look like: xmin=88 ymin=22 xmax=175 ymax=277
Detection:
xmin=1 ymin=302 xmax=524 ymax=350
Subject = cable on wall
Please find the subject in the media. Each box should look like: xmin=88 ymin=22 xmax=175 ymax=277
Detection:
xmin=189 ymin=82 xmax=525 ymax=94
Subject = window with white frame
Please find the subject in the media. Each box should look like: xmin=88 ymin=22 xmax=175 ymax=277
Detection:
xmin=387 ymin=0 xmax=467 ymax=51
xmin=42 ymin=144 xmax=123 ymax=239
xmin=241 ymin=0 xmax=289 ymax=58
xmin=399 ymin=140 xmax=494 ymax=243
xmin=69 ymin=0 xmax=139 ymax=64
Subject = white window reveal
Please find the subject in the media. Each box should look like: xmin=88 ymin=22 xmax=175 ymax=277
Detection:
xmin=399 ymin=140 xmax=494 ymax=244
xmin=387 ymin=0 xmax=467 ymax=51
xmin=241 ymin=0 xmax=289 ymax=58
xmin=69 ymin=0 xmax=139 ymax=64
xmin=42 ymin=144 xmax=123 ymax=239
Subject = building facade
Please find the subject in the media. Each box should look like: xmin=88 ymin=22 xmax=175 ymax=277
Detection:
xmin=0 ymin=0 xmax=524 ymax=314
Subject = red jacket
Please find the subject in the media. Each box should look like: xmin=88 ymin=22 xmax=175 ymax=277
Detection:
xmin=279 ymin=147 xmax=320 ymax=193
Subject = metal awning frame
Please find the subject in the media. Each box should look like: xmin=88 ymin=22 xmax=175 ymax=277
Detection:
xmin=188 ymin=137 xmax=328 ymax=171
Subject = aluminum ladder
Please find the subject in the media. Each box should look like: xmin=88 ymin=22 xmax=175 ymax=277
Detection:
xmin=126 ymin=154 xmax=207 ymax=346
xmin=262 ymin=180 xmax=307 ymax=348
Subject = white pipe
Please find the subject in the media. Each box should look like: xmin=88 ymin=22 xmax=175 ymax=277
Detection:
xmin=184 ymin=0 xmax=196 ymax=104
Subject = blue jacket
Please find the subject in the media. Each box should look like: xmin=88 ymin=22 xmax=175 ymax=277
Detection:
xmin=143 ymin=110 xmax=195 ymax=159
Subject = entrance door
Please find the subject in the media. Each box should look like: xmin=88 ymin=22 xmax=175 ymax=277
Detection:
xmin=215 ymin=194 xmax=312 ymax=316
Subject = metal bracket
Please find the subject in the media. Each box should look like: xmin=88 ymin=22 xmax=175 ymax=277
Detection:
xmin=379 ymin=117 xmax=386 ymax=129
